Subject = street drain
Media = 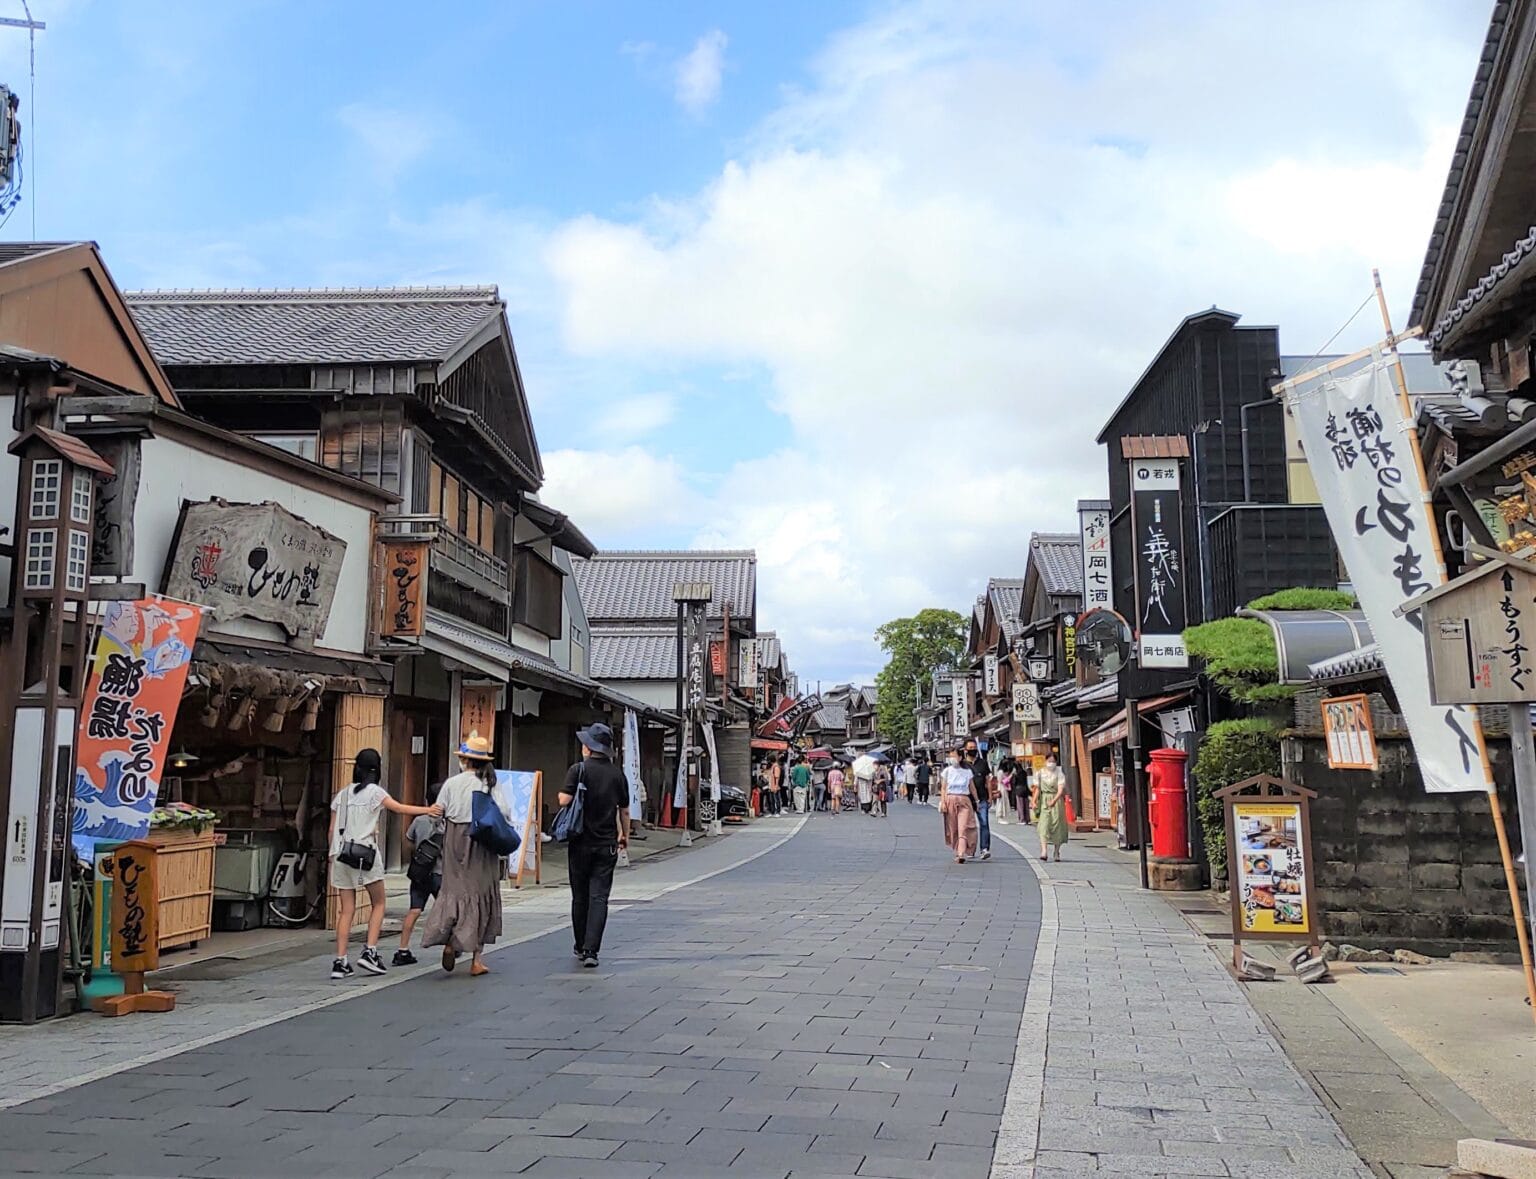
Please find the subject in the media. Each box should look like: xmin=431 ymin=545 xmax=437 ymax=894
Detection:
xmin=939 ymin=963 xmax=990 ymax=972
xmin=1354 ymin=965 xmax=1404 ymax=975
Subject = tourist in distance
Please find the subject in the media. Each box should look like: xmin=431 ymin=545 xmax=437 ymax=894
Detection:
xmin=940 ymin=747 xmax=980 ymax=864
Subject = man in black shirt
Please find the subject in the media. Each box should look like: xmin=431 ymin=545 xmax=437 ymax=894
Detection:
xmin=561 ymin=722 xmax=631 ymax=969
xmin=913 ymin=757 xmax=932 ymax=805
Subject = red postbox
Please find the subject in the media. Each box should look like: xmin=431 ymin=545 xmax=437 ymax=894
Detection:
xmin=1147 ymin=747 xmax=1190 ymax=860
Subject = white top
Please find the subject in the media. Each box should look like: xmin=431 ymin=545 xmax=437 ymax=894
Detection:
xmin=942 ymin=765 xmax=974 ymax=795
xmin=438 ymin=769 xmax=513 ymax=824
xmin=330 ymin=783 xmax=387 ymax=855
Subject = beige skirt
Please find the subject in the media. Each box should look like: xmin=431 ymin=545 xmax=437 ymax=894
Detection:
xmin=421 ymin=821 xmax=503 ymax=953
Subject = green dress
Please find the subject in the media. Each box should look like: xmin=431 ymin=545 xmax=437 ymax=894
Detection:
xmin=1036 ymin=769 xmax=1069 ymax=849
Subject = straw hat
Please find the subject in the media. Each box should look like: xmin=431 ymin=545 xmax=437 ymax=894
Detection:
xmin=458 ymin=731 xmax=494 ymax=762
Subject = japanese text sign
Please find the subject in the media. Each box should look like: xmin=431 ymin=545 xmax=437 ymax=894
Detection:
xmin=1129 ymin=460 xmax=1188 ymax=669
xmin=108 ymin=841 xmax=159 ymax=974
xmin=952 ymin=676 xmax=970 ymax=736
xmin=379 ymin=540 xmax=426 ymax=638
xmin=74 ymin=599 xmax=203 ymax=857
xmin=1013 ymin=681 xmax=1041 ymax=723
xmin=460 ymin=685 xmax=498 ymax=744
xmin=740 ymin=638 xmax=761 ymax=689
xmin=1231 ymin=801 xmax=1311 ymax=936
xmin=1079 ymin=503 xmax=1113 ymax=611
xmin=1322 ymin=693 xmax=1378 ymax=770
xmin=983 ymin=654 xmax=1000 ymax=696
xmin=164 ymin=499 xmax=346 ymax=641
xmin=1417 ymin=562 xmax=1536 ymax=706
xmin=1284 ymin=357 xmax=1491 ymax=792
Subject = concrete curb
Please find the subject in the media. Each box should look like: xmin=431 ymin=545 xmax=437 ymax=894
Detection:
xmin=990 ymin=827 xmax=1056 ymax=1179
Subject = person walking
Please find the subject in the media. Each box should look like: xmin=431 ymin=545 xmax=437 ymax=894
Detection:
xmin=940 ymin=748 xmax=979 ymax=863
xmin=329 ymin=749 xmax=441 ymax=980
xmin=813 ymin=763 xmax=828 ymax=812
xmin=903 ymin=757 xmax=918 ymax=803
xmin=422 ymin=733 xmax=510 ymax=978
xmin=563 ymin=722 xmax=631 ymax=969
xmin=995 ymin=758 xmax=1016 ymax=827
xmin=1035 ymin=753 xmax=1070 ymax=862
xmin=964 ymin=741 xmax=993 ymax=861
xmin=913 ymin=756 xmax=932 ymax=805
xmin=827 ymin=763 xmax=845 ymax=815
xmin=1012 ymin=759 xmax=1031 ymax=824
xmin=766 ymin=757 xmax=784 ymax=816
xmin=853 ymin=753 xmax=876 ymax=815
xmin=394 ymin=780 xmax=445 ymax=966
xmin=789 ymin=756 xmax=812 ymax=814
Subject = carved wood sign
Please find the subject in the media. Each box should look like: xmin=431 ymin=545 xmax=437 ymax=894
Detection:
xmin=163 ymin=499 xmax=346 ymax=641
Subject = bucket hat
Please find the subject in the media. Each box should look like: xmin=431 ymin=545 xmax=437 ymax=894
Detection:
xmin=576 ymin=722 xmax=616 ymax=756
xmin=458 ymin=731 xmax=495 ymax=761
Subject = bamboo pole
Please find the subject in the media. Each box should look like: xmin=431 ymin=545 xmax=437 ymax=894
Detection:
xmin=1373 ymin=269 xmax=1536 ymax=1021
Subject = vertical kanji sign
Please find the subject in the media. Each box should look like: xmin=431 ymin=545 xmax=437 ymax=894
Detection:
xmin=1078 ymin=501 xmax=1113 ymax=612
xmin=1129 ymin=460 xmax=1189 ymax=669
xmin=74 ymin=599 xmax=204 ymax=856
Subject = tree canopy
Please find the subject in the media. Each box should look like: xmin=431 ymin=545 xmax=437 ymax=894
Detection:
xmin=873 ymin=608 xmax=968 ymax=747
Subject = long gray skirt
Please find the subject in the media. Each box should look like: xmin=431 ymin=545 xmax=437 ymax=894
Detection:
xmin=421 ymin=820 xmax=503 ymax=953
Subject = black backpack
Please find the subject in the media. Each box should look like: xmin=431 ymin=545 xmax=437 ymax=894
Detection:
xmin=407 ymin=821 xmax=444 ymax=885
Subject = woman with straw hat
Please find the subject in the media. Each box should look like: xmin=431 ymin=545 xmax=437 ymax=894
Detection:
xmin=422 ymin=732 xmax=511 ymax=976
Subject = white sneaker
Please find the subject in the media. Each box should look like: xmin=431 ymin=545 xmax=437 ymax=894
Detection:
xmin=980 ymin=850 xmax=992 ymax=861
xmin=358 ymin=947 xmax=386 ymax=975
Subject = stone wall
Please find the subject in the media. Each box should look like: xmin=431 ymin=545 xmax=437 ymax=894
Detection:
xmin=1285 ymin=727 xmax=1524 ymax=956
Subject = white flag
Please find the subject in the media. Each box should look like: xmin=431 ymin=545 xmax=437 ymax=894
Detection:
xmin=1283 ymin=354 xmax=1490 ymax=793
xmin=623 ymin=709 xmax=643 ymax=821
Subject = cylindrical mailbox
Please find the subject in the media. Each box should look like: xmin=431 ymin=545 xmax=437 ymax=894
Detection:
xmin=1147 ymin=748 xmax=1190 ymax=860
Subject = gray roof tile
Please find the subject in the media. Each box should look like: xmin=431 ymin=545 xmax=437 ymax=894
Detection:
xmin=1031 ymin=532 xmax=1083 ymax=598
xmin=573 ymin=550 xmax=756 ymax=622
xmin=124 ymin=286 xmax=504 ymax=366
xmin=589 ymin=626 xmax=677 ymax=680
xmin=809 ymin=703 xmax=848 ymax=731
xmin=987 ymin=579 xmax=1026 ymax=642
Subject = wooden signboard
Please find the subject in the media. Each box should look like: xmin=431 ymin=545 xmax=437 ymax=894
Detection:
xmin=379 ymin=540 xmax=427 ymax=638
xmin=95 ymin=840 xmax=176 ymax=1017
xmin=1401 ymin=550 xmax=1536 ymax=705
xmin=1322 ymin=693 xmax=1377 ymax=770
xmin=460 ymin=685 xmax=498 ymax=745
xmin=1214 ymin=775 xmax=1321 ymax=972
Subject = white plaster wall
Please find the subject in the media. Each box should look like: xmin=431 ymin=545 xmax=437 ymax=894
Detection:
xmin=130 ymin=435 xmax=376 ymax=653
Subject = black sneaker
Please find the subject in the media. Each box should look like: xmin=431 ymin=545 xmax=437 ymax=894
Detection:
xmin=392 ymin=948 xmax=418 ymax=967
xmin=330 ymin=957 xmax=354 ymax=980
xmin=582 ymin=953 xmax=599 ymax=969
xmin=358 ymin=947 xmax=386 ymax=976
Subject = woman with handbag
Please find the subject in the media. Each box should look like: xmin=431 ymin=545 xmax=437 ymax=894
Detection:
xmin=422 ymin=732 xmax=513 ymax=977
xmin=329 ymin=749 xmax=442 ymax=981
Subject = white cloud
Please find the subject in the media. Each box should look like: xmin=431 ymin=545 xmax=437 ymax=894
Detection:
xmin=547 ymin=1 xmax=1485 ymax=685
xmin=601 ymin=392 xmax=676 ymax=439
xmin=540 ymin=446 xmax=699 ymax=540
xmin=337 ymin=101 xmax=437 ymax=184
xmin=674 ymin=29 xmax=728 ymax=116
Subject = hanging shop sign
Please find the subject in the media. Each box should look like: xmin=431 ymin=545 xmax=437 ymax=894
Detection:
xmin=1400 ymin=552 xmax=1536 ymax=706
xmin=1061 ymin=615 xmax=1077 ymax=674
xmin=460 ymin=685 xmax=498 ymax=745
xmin=983 ymin=654 xmax=1000 ymax=696
xmin=685 ymin=604 xmax=707 ymax=710
xmin=756 ymin=695 xmax=797 ymax=737
xmin=1079 ymin=502 xmax=1113 ymax=612
xmin=739 ymin=638 xmax=761 ymax=689
xmin=710 ymin=639 xmax=727 ymax=678
xmin=776 ymin=693 xmax=823 ymax=734
xmin=1216 ymin=775 xmax=1321 ymax=967
xmin=163 ymin=499 xmax=347 ymax=642
xmin=1322 ymin=693 xmax=1378 ymax=770
xmin=74 ymin=599 xmax=204 ymax=857
xmin=1282 ymin=355 xmax=1491 ymax=793
xmin=1012 ymin=681 xmax=1041 ymax=724
xmin=89 ymin=436 xmax=139 ymax=577
xmin=378 ymin=540 xmax=427 ymax=638
xmin=1129 ymin=460 xmax=1188 ymax=669
xmin=1028 ymin=657 xmax=1053 ymax=682
xmin=951 ymin=676 xmax=970 ymax=736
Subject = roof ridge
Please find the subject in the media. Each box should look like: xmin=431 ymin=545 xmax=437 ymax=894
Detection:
xmin=579 ymin=549 xmax=757 ymax=560
xmin=1033 ymin=532 xmax=1080 ymax=543
xmin=124 ymin=285 xmax=502 ymax=304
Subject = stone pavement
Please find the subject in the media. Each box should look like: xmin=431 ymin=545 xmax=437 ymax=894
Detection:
xmin=0 ymin=804 xmax=1039 ymax=1178
xmin=988 ymin=821 xmax=1372 ymax=1179
xmin=0 ymin=816 xmax=802 ymax=1112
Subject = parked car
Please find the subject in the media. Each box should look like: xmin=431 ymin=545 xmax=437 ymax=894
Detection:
xmin=717 ymin=783 xmax=750 ymax=822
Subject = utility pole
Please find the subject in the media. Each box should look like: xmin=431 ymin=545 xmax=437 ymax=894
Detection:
xmin=0 ymin=6 xmax=43 ymax=237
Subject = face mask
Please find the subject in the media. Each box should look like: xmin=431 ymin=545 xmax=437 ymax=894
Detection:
xmin=1046 ymin=761 xmax=1057 ymax=770
xmin=947 ymin=757 xmax=960 ymax=767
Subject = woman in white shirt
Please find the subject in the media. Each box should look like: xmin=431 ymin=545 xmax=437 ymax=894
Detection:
xmin=940 ymin=749 xmax=980 ymax=864
xmin=421 ymin=732 xmax=514 ymax=977
xmin=329 ymin=748 xmax=440 ymax=980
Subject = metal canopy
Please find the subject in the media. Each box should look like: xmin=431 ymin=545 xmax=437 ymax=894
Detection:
xmin=1237 ymin=609 xmax=1375 ymax=685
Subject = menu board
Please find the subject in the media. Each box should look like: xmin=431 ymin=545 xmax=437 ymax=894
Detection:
xmin=1233 ymin=801 xmax=1309 ymax=935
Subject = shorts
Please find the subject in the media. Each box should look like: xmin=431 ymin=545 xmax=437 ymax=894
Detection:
xmin=330 ymin=851 xmax=386 ymax=891
xmin=409 ymin=876 xmax=441 ymax=912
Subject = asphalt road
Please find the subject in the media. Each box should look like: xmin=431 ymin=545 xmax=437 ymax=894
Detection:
xmin=0 ymin=801 xmax=1042 ymax=1178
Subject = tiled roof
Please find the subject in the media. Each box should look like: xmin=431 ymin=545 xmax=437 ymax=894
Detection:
xmin=1120 ymin=435 xmax=1190 ymax=459
xmin=17 ymin=426 xmax=115 ymax=476
xmin=809 ymin=703 xmax=848 ymax=731
xmin=1426 ymin=223 xmax=1536 ymax=348
xmin=124 ymin=286 xmax=504 ymax=366
xmin=573 ymin=550 xmax=756 ymax=622
xmin=1031 ymin=533 xmax=1083 ymax=599
xmin=987 ymin=579 xmax=1026 ymax=642
xmin=1308 ymin=643 xmax=1383 ymax=683
xmin=589 ymin=626 xmax=677 ymax=681
xmin=758 ymin=631 xmax=783 ymax=672
xmin=1410 ymin=2 xmax=1519 ymax=329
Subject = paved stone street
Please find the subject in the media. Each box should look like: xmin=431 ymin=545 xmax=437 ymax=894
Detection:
xmin=0 ymin=806 xmax=1373 ymax=1178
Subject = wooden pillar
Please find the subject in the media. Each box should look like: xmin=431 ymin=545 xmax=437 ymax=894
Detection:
xmin=327 ymin=693 xmax=387 ymax=931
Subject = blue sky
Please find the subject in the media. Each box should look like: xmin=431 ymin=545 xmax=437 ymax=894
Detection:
xmin=0 ymin=1 xmax=1493 ymax=685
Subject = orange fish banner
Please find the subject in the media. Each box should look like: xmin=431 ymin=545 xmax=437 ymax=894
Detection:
xmin=73 ymin=598 xmax=204 ymax=856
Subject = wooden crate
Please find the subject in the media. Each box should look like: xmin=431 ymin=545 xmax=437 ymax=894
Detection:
xmin=142 ymin=828 xmax=216 ymax=949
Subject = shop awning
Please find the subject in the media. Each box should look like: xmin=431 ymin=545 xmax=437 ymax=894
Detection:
xmin=421 ymin=611 xmax=520 ymax=682
xmin=193 ymin=637 xmax=391 ymax=693
xmin=1084 ymin=692 xmax=1192 ymax=751
xmin=1237 ymin=609 xmax=1374 ymax=684
xmin=751 ymin=737 xmax=790 ymax=751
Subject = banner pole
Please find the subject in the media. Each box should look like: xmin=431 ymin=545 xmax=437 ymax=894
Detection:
xmin=1374 ymin=268 xmax=1536 ymax=1019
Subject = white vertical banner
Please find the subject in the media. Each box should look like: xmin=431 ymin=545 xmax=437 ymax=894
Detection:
xmin=1079 ymin=501 xmax=1113 ymax=612
xmin=1283 ymin=354 xmax=1490 ymax=793
xmin=673 ymin=740 xmax=689 ymax=808
xmin=700 ymin=723 xmax=722 ymax=801
xmin=951 ymin=676 xmax=969 ymax=736
xmin=983 ymin=654 xmax=1000 ymax=696
xmin=623 ymin=709 xmax=643 ymax=821
xmin=740 ymin=639 xmax=761 ymax=689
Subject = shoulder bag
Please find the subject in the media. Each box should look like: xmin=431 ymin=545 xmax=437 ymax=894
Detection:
xmin=469 ymin=780 xmax=522 ymax=855
xmin=335 ymin=787 xmax=377 ymax=871
xmin=552 ymin=766 xmax=587 ymax=843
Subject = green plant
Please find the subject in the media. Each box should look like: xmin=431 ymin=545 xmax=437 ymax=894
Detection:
xmin=1245 ymin=587 xmax=1357 ymax=611
xmin=1182 ymin=617 xmax=1295 ymax=704
xmin=874 ymin=608 xmax=968 ymax=746
xmin=1190 ymin=718 xmax=1281 ymax=876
